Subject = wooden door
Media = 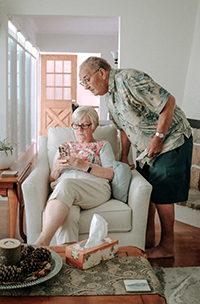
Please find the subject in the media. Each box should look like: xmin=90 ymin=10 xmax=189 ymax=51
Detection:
xmin=41 ymin=54 xmax=77 ymax=135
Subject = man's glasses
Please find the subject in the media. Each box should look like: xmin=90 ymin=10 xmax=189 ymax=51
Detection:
xmin=71 ymin=123 xmax=92 ymax=130
xmin=79 ymin=69 xmax=99 ymax=87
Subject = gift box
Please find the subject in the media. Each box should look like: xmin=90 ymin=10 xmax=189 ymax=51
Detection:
xmin=65 ymin=237 xmax=119 ymax=270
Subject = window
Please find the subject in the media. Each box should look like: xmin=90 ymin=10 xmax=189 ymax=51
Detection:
xmin=8 ymin=22 xmax=38 ymax=160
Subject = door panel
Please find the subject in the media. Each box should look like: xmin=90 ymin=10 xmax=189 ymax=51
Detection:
xmin=41 ymin=54 xmax=77 ymax=135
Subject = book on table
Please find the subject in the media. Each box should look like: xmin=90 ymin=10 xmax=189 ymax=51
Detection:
xmin=124 ymin=279 xmax=151 ymax=292
xmin=1 ymin=171 xmax=18 ymax=177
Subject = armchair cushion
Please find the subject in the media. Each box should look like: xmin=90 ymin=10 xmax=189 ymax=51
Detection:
xmin=79 ymin=199 xmax=132 ymax=234
xmin=111 ymin=161 xmax=132 ymax=203
xmin=93 ymin=125 xmax=118 ymax=157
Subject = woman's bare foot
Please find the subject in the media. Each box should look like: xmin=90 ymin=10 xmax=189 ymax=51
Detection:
xmin=145 ymin=244 xmax=174 ymax=259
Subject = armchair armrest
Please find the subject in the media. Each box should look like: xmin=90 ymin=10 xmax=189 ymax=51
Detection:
xmin=22 ymin=135 xmax=50 ymax=244
xmin=127 ymin=169 xmax=152 ymax=250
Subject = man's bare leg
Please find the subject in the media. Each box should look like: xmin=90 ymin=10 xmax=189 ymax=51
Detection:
xmin=145 ymin=204 xmax=174 ymax=259
xmin=145 ymin=201 xmax=156 ymax=248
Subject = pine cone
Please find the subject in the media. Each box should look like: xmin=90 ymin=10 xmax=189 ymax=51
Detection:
xmin=21 ymin=257 xmax=40 ymax=273
xmin=32 ymin=247 xmax=51 ymax=263
xmin=0 ymin=246 xmax=52 ymax=284
xmin=21 ymin=245 xmax=35 ymax=260
xmin=20 ymin=247 xmax=51 ymax=274
xmin=0 ymin=265 xmax=22 ymax=283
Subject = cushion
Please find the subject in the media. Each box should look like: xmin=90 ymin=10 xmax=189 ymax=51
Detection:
xmin=111 ymin=160 xmax=132 ymax=203
xmin=47 ymin=125 xmax=118 ymax=170
xmin=93 ymin=124 xmax=118 ymax=157
xmin=79 ymin=199 xmax=132 ymax=233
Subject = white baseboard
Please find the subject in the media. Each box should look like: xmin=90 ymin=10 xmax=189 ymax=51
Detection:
xmin=175 ymin=204 xmax=200 ymax=228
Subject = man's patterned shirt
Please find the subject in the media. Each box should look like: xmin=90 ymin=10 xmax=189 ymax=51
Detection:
xmin=105 ymin=68 xmax=192 ymax=166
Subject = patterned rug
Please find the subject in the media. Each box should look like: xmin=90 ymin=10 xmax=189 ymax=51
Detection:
xmin=0 ymin=256 xmax=164 ymax=297
xmin=154 ymin=266 xmax=200 ymax=304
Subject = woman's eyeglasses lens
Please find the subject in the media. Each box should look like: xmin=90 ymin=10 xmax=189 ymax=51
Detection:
xmin=71 ymin=123 xmax=92 ymax=130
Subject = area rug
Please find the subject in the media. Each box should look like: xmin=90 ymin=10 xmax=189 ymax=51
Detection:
xmin=0 ymin=256 xmax=164 ymax=298
xmin=154 ymin=266 xmax=200 ymax=304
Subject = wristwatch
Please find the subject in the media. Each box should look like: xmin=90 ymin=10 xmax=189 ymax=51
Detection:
xmin=87 ymin=164 xmax=93 ymax=173
xmin=155 ymin=132 xmax=165 ymax=138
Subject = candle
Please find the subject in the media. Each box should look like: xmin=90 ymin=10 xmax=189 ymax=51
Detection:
xmin=0 ymin=238 xmax=21 ymax=266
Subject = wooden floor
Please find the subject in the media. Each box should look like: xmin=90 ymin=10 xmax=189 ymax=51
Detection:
xmin=149 ymin=212 xmax=200 ymax=268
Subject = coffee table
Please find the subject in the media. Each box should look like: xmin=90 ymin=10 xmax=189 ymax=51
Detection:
xmin=0 ymin=246 xmax=166 ymax=304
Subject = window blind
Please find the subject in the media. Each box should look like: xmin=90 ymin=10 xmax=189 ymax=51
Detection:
xmin=8 ymin=22 xmax=38 ymax=160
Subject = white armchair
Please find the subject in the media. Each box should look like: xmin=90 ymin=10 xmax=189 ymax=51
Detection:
xmin=22 ymin=125 xmax=152 ymax=251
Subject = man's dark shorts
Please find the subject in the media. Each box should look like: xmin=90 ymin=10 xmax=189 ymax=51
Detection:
xmin=136 ymin=136 xmax=193 ymax=204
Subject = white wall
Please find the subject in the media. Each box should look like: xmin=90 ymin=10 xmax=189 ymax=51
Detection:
xmin=0 ymin=0 xmax=199 ymax=139
xmin=119 ymin=0 xmax=198 ymax=107
xmin=182 ymin=1 xmax=200 ymax=120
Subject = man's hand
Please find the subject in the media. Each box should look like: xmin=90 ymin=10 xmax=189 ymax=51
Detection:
xmin=146 ymin=95 xmax=175 ymax=158
xmin=146 ymin=136 xmax=164 ymax=158
xmin=146 ymin=95 xmax=175 ymax=159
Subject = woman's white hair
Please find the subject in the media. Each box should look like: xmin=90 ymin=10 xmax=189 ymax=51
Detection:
xmin=72 ymin=106 xmax=99 ymax=130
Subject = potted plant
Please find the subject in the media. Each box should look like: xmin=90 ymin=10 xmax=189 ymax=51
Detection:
xmin=0 ymin=138 xmax=16 ymax=170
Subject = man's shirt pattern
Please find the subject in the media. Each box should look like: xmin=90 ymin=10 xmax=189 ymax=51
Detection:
xmin=106 ymin=68 xmax=192 ymax=166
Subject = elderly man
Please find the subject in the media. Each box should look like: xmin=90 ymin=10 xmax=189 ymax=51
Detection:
xmin=79 ymin=56 xmax=193 ymax=259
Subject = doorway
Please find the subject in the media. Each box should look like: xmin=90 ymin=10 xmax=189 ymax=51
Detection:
xmin=40 ymin=54 xmax=77 ymax=135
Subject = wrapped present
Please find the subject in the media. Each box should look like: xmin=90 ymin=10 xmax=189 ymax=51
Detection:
xmin=65 ymin=237 xmax=119 ymax=270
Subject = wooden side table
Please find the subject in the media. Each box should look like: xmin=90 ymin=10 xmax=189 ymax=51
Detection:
xmin=0 ymin=161 xmax=31 ymax=242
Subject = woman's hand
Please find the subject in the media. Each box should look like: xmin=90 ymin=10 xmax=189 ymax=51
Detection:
xmin=121 ymin=155 xmax=135 ymax=170
xmin=65 ymin=156 xmax=89 ymax=171
xmin=68 ymin=156 xmax=114 ymax=181
xmin=49 ymin=156 xmax=69 ymax=183
xmin=50 ymin=155 xmax=114 ymax=182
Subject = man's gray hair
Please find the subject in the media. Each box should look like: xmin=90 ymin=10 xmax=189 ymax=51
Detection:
xmin=80 ymin=57 xmax=111 ymax=72
xmin=72 ymin=106 xmax=99 ymax=130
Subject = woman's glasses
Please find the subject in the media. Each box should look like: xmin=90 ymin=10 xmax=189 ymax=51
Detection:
xmin=71 ymin=123 xmax=92 ymax=130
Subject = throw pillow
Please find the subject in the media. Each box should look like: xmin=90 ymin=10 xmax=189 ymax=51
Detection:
xmin=111 ymin=160 xmax=132 ymax=203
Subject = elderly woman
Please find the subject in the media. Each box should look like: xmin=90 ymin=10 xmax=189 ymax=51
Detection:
xmin=35 ymin=106 xmax=115 ymax=246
